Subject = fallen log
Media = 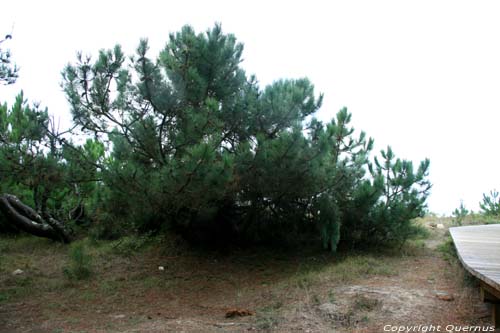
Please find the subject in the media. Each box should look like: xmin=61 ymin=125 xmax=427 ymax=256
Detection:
xmin=0 ymin=193 xmax=71 ymax=243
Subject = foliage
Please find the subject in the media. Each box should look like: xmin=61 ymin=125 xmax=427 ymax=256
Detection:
xmin=0 ymin=92 xmax=103 ymax=234
xmin=0 ymin=94 xmax=60 ymax=208
xmin=106 ymin=233 xmax=155 ymax=257
xmin=60 ymin=23 xmax=431 ymax=251
xmin=0 ymin=31 xmax=103 ymax=237
xmin=452 ymin=201 xmax=469 ymax=226
xmin=479 ymin=189 xmax=500 ymax=216
xmin=340 ymin=146 xmax=431 ymax=248
xmin=437 ymin=236 xmax=457 ymax=262
xmin=63 ymin=242 xmax=92 ymax=280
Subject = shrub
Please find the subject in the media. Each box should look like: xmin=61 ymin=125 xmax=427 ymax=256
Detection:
xmin=452 ymin=201 xmax=469 ymax=226
xmin=63 ymin=242 xmax=92 ymax=280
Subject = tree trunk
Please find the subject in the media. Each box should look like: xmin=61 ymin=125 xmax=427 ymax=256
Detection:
xmin=0 ymin=193 xmax=72 ymax=243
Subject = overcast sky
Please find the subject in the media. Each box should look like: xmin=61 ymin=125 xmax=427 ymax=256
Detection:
xmin=2 ymin=0 xmax=500 ymax=215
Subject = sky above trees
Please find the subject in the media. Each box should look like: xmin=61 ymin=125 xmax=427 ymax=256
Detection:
xmin=2 ymin=0 xmax=500 ymax=215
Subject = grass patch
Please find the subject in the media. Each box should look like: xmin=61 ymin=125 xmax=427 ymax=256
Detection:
xmin=79 ymin=289 xmax=97 ymax=301
xmin=327 ymin=289 xmax=336 ymax=302
xmin=255 ymin=313 xmax=281 ymax=330
xmin=0 ymin=235 xmax=60 ymax=254
xmin=99 ymin=280 xmax=121 ymax=294
xmin=0 ymin=236 xmax=67 ymax=304
xmin=141 ymin=276 xmax=162 ymax=289
xmin=295 ymin=273 xmax=314 ymax=289
xmin=255 ymin=301 xmax=284 ymax=330
xmin=332 ymin=255 xmax=396 ymax=282
xmin=353 ymin=294 xmax=380 ymax=311
xmin=0 ymin=275 xmax=34 ymax=303
xmin=400 ymin=239 xmax=428 ymax=256
xmin=436 ymin=235 xmax=478 ymax=288
xmin=412 ymin=222 xmax=431 ymax=239
xmin=437 ymin=235 xmax=456 ymax=262
xmin=91 ymin=233 xmax=160 ymax=257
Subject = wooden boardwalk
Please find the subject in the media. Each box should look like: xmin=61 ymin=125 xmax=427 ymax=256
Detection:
xmin=450 ymin=224 xmax=500 ymax=328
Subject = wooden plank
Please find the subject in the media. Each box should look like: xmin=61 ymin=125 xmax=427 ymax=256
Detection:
xmin=449 ymin=224 xmax=500 ymax=292
xmin=450 ymin=224 xmax=500 ymax=328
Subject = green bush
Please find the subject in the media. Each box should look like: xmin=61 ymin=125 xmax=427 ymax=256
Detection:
xmin=452 ymin=201 xmax=469 ymax=226
xmin=437 ymin=236 xmax=457 ymax=262
xmin=480 ymin=190 xmax=500 ymax=216
xmin=109 ymin=234 xmax=154 ymax=257
xmin=63 ymin=243 xmax=92 ymax=280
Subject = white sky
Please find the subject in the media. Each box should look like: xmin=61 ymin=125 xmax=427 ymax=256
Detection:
xmin=2 ymin=0 xmax=500 ymax=215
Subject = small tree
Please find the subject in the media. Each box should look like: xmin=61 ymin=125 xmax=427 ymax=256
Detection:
xmin=452 ymin=201 xmax=469 ymax=226
xmin=480 ymin=190 xmax=500 ymax=216
xmin=339 ymin=146 xmax=431 ymax=249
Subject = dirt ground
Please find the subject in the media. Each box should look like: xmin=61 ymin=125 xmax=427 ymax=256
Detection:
xmin=0 ymin=218 xmax=497 ymax=332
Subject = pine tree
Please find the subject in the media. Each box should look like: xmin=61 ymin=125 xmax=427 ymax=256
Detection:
xmin=61 ymin=24 xmax=431 ymax=251
xmin=0 ymin=92 xmax=103 ymax=241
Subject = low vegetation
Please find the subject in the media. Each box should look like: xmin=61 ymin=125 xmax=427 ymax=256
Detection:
xmin=63 ymin=242 xmax=93 ymax=280
xmin=0 ymin=233 xmax=406 ymax=330
xmin=0 ymin=216 xmax=494 ymax=331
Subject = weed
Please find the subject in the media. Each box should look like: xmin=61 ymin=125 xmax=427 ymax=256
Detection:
xmin=99 ymin=280 xmax=120 ymax=294
xmin=296 ymin=274 xmax=313 ymax=289
xmin=102 ymin=233 xmax=155 ymax=257
xmin=0 ymin=275 xmax=34 ymax=303
xmin=1 ymin=236 xmax=55 ymax=254
xmin=255 ymin=300 xmax=285 ymax=330
xmin=436 ymin=237 xmax=478 ymax=288
xmin=255 ymin=315 xmax=280 ymax=330
xmin=272 ymin=301 xmax=283 ymax=310
xmin=353 ymin=294 xmax=380 ymax=311
xmin=311 ymin=293 xmax=321 ymax=305
xmin=142 ymin=276 xmax=161 ymax=289
xmin=413 ymin=223 xmax=431 ymax=239
xmin=80 ymin=290 xmax=97 ymax=301
xmin=63 ymin=242 xmax=93 ymax=280
xmin=328 ymin=290 xmax=336 ymax=302
xmin=255 ymin=307 xmax=282 ymax=330
xmin=401 ymin=239 xmax=427 ymax=256
xmin=332 ymin=255 xmax=395 ymax=282
xmin=437 ymin=236 xmax=456 ymax=262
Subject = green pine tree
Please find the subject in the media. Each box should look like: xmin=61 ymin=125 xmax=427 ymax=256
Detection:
xmin=61 ymin=23 xmax=432 ymax=251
